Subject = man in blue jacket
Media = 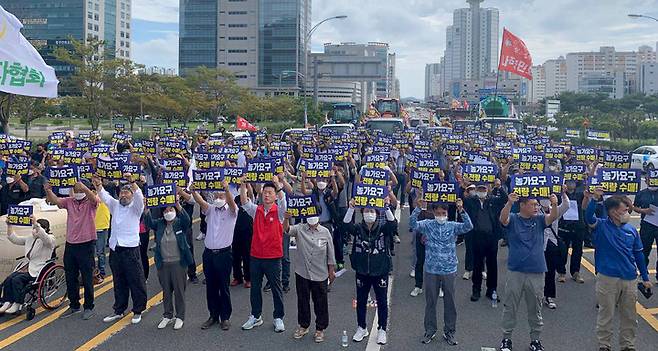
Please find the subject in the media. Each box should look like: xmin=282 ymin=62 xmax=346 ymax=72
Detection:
xmin=585 ymin=187 xmax=652 ymax=351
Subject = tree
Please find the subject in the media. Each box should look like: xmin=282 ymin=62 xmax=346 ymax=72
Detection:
xmin=54 ymin=37 xmax=121 ymax=130
xmin=185 ymin=67 xmax=248 ymax=130
xmin=9 ymin=95 xmax=50 ymax=138
xmin=110 ymin=60 xmax=145 ymax=132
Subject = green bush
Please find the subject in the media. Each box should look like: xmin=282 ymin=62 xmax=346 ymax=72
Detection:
xmin=51 ymin=119 xmax=64 ymax=126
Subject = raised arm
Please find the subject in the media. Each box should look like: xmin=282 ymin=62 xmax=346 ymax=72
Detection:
xmin=93 ymin=176 xmax=118 ymax=211
xmin=239 ymin=179 xmax=257 ymax=218
xmin=585 ymin=188 xmax=604 ymax=229
xmin=77 ymin=181 xmax=98 ymax=207
xmin=43 ymin=182 xmax=65 ymax=208
xmin=34 ymin=221 xmax=56 ymax=249
xmin=500 ymin=192 xmax=518 ymax=227
xmin=544 ymin=194 xmax=560 ymax=227
xmin=6 ymin=224 xmax=26 ymax=246
xmin=454 ymin=199 xmax=473 ymax=235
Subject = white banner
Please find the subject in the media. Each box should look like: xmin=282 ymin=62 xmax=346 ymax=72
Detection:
xmin=0 ymin=6 xmax=58 ymax=97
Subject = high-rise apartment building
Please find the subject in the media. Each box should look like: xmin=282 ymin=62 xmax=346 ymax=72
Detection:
xmin=179 ymin=0 xmax=310 ymax=96
xmin=566 ymin=46 xmax=640 ymax=95
xmin=425 ymin=63 xmax=442 ymax=101
xmin=527 ymin=65 xmax=545 ymax=104
xmin=3 ymin=0 xmax=132 ymax=80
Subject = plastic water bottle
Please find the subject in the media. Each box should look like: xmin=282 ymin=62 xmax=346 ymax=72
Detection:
xmin=491 ymin=290 xmax=498 ymax=308
xmin=341 ymin=330 xmax=349 ymax=347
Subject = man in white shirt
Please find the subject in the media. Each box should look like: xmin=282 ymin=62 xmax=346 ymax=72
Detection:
xmin=92 ymin=173 xmax=148 ymax=325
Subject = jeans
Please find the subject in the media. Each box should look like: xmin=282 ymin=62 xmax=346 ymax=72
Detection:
xmin=296 ymin=274 xmax=329 ymax=330
xmin=203 ymin=248 xmax=233 ymax=321
xmin=96 ymin=230 xmax=108 ymax=276
xmin=394 ymin=172 xmax=406 ymax=204
xmin=109 ymin=246 xmax=147 ymax=314
xmin=355 ymin=274 xmax=388 ymax=330
xmin=64 ymin=241 xmax=96 ymax=310
xmin=250 ymin=257 xmax=284 ymax=319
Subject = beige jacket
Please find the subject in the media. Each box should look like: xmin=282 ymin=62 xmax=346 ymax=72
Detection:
xmin=9 ymin=226 xmax=56 ymax=278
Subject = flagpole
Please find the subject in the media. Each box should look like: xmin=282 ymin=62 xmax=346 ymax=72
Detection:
xmin=494 ymin=28 xmax=505 ymax=99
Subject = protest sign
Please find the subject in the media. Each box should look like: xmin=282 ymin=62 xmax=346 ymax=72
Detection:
xmin=359 ymin=167 xmax=390 ymax=187
xmin=7 ymin=205 xmax=33 ymax=226
xmin=145 ymin=184 xmax=177 ymax=208
xmin=422 ymin=181 xmax=459 ymax=204
xmin=286 ymin=195 xmax=319 ymax=219
xmin=192 ymin=169 xmax=225 ymax=191
xmin=510 ymin=173 xmax=552 ymax=198
xmin=96 ymin=158 xmax=123 ymax=180
xmin=649 ymin=170 xmax=658 ymax=187
xmin=518 ymin=153 xmax=545 ymax=172
xmin=245 ymin=159 xmax=275 ymax=183
xmin=353 ymin=183 xmax=389 ymax=209
xmin=563 ymin=163 xmax=587 ymax=182
xmin=461 ymin=164 xmax=498 ymax=184
xmin=6 ymin=160 xmax=29 ymax=177
xmin=46 ymin=166 xmax=78 ymax=189
xmin=162 ymin=170 xmax=188 ymax=188
xmin=222 ymin=167 xmax=245 ymax=185
xmin=596 ymin=168 xmax=641 ymax=194
xmin=410 ymin=168 xmax=436 ymax=189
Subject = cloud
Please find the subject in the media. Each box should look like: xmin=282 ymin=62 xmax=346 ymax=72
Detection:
xmin=131 ymin=0 xmax=658 ymax=97
xmin=131 ymin=32 xmax=179 ymax=71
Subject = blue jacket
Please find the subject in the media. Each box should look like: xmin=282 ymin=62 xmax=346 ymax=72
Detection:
xmin=144 ymin=209 xmax=194 ymax=270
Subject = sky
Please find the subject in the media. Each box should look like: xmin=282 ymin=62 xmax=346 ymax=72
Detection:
xmin=132 ymin=0 xmax=658 ymax=98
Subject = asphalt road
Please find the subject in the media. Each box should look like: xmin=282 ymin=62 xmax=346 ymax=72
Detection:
xmin=1 ymin=210 xmax=658 ymax=351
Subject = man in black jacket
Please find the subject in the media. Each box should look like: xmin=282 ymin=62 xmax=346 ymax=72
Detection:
xmin=464 ymin=183 xmax=507 ymax=301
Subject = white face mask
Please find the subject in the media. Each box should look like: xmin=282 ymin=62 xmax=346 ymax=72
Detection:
xmin=363 ymin=212 xmax=377 ymax=224
xmin=163 ymin=211 xmax=176 ymax=222
xmin=306 ymin=216 xmax=319 ymax=225
xmin=476 ymin=191 xmax=487 ymax=199
xmin=5 ymin=177 xmax=14 ymax=184
xmin=214 ymin=198 xmax=226 ymax=208
xmin=649 ymin=187 xmax=658 ymax=191
xmin=74 ymin=193 xmax=86 ymax=200
xmin=317 ymin=181 xmax=328 ymax=190
xmin=435 ymin=216 xmax=448 ymax=224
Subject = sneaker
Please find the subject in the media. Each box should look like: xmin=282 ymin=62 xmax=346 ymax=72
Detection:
xmin=5 ymin=303 xmax=20 ymax=314
xmin=572 ymin=272 xmax=584 ymax=283
xmin=482 ymin=271 xmax=488 ymax=280
xmin=410 ymin=287 xmax=423 ymax=297
xmin=230 ymin=279 xmax=242 ymax=287
xmin=313 ymin=330 xmax=325 ymax=343
xmin=470 ymin=291 xmax=481 ymax=302
xmin=158 ymin=317 xmax=172 ymax=329
xmin=244 ymin=281 xmax=251 ymax=289
xmin=293 ymin=326 xmax=309 ymax=339
xmin=557 ymin=274 xmax=566 ymax=283
xmin=60 ymin=307 xmax=82 ymax=319
xmin=103 ymin=312 xmax=124 ymax=323
xmin=500 ymin=239 xmax=508 ymax=247
xmin=544 ymin=297 xmax=556 ymax=309
xmin=439 ymin=288 xmax=444 ymax=298
xmin=196 ymin=232 xmax=205 ymax=241
xmin=409 ymin=269 xmax=415 ymax=278
xmin=462 ymin=271 xmax=471 ymax=280
xmin=131 ymin=313 xmax=142 ymax=324
xmin=393 ymin=235 xmax=401 ymax=243
xmin=376 ymin=329 xmax=387 ymax=345
xmin=421 ymin=332 xmax=436 ymax=344
xmin=283 ymin=286 xmax=291 ymax=293
xmin=337 ymin=263 xmax=344 ymax=271
xmin=352 ymin=327 xmax=369 ymax=342
xmin=173 ymin=318 xmax=184 ymax=330
xmin=82 ymin=309 xmax=95 ymax=320
xmin=263 ymin=284 xmax=271 ymax=292
xmin=273 ymin=318 xmax=285 ymax=332
xmin=443 ymin=332 xmax=458 ymax=346
xmin=529 ymin=340 xmax=544 ymax=351
xmin=0 ymin=302 xmax=11 ymax=313
xmin=242 ymin=315 xmax=263 ymax=330
xmin=500 ymin=338 xmax=513 ymax=351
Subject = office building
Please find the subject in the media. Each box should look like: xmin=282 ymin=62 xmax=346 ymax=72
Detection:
xmin=566 ymin=46 xmax=641 ymax=95
xmin=425 ymin=63 xmax=442 ymax=101
xmin=179 ymin=0 xmax=310 ymax=96
xmin=3 ymin=0 xmax=132 ymax=81
xmin=577 ymin=71 xmax=626 ymax=99
xmin=138 ymin=66 xmax=178 ymax=76
xmin=527 ymin=65 xmax=545 ymax=104
xmin=639 ymin=62 xmax=658 ymax=95
xmin=544 ymin=56 xmax=567 ymax=98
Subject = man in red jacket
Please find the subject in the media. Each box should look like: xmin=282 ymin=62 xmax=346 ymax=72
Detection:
xmin=239 ymin=177 xmax=288 ymax=333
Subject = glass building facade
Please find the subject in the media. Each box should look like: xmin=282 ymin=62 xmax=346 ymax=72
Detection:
xmin=1 ymin=0 xmax=84 ymax=78
xmin=179 ymin=0 xmax=218 ymax=76
xmin=258 ymin=0 xmax=308 ymax=89
xmin=103 ymin=0 xmax=116 ymax=60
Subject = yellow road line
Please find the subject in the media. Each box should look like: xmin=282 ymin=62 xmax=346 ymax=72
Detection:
xmin=572 ymin=248 xmax=658 ymax=332
xmin=76 ymin=264 xmax=204 ymax=351
xmin=0 ymin=257 xmax=155 ymax=349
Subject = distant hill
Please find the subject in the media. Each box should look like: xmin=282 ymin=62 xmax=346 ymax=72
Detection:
xmin=401 ymin=97 xmax=422 ymax=104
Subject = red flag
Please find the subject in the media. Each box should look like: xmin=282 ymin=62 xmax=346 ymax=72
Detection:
xmin=498 ymin=28 xmax=533 ymax=80
xmin=236 ymin=116 xmax=257 ymax=131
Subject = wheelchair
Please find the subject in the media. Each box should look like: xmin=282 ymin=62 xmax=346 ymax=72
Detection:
xmin=10 ymin=247 xmax=67 ymax=320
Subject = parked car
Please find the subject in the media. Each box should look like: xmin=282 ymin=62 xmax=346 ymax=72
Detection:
xmin=631 ymin=145 xmax=658 ymax=171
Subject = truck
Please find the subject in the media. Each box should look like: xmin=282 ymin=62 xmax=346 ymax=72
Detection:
xmin=328 ymin=103 xmax=360 ymax=124
xmin=374 ymin=98 xmax=402 ymax=118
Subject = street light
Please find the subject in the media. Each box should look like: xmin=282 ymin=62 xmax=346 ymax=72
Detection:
xmin=628 ymin=13 xmax=658 ymax=22
xmin=303 ymin=15 xmax=348 ymax=126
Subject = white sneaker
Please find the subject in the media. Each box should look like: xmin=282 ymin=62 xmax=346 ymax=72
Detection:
xmin=482 ymin=271 xmax=488 ymax=280
xmin=196 ymin=232 xmax=205 ymax=241
xmin=103 ymin=313 xmax=124 ymax=323
xmin=462 ymin=271 xmax=471 ymax=280
xmin=132 ymin=313 xmax=142 ymax=324
xmin=410 ymin=287 xmax=423 ymax=297
xmin=409 ymin=270 xmax=415 ymax=278
xmin=439 ymin=288 xmax=444 ymax=298
xmin=0 ymin=301 xmax=11 ymax=313
xmin=158 ymin=317 xmax=172 ymax=329
xmin=5 ymin=303 xmax=20 ymax=314
xmin=273 ymin=318 xmax=285 ymax=332
xmin=173 ymin=318 xmax=184 ymax=330
xmin=377 ymin=329 xmax=387 ymax=345
xmin=241 ymin=315 xmax=263 ymax=330
xmin=352 ymin=327 xmax=369 ymax=342
xmin=393 ymin=235 xmax=401 ymax=244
